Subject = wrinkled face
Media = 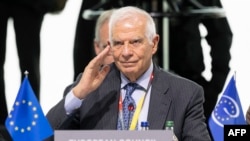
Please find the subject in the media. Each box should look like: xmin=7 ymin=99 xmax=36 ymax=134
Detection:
xmin=94 ymin=20 xmax=114 ymax=65
xmin=110 ymin=16 xmax=159 ymax=81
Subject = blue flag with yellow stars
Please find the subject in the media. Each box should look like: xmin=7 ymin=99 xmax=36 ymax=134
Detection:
xmin=5 ymin=76 xmax=53 ymax=141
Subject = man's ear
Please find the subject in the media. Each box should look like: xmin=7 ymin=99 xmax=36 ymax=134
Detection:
xmin=152 ymin=34 xmax=160 ymax=54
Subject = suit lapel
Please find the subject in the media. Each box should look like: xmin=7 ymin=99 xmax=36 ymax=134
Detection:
xmin=148 ymin=66 xmax=172 ymax=129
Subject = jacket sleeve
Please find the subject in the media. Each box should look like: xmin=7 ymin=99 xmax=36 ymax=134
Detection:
xmin=182 ymin=84 xmax=212 ymax=141
xmin=46 ymin=74 xmax=83 ymax=129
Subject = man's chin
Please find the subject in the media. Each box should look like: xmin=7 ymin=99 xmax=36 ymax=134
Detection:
xmin=121 ymin=69 xmax=137 ymax=76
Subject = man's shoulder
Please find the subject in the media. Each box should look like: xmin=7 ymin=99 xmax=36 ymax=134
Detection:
xmin=155 ymin=67 xmax=203 ymax=91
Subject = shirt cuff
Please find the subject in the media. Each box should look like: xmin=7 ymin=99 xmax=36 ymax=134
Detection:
xmin=64 ymin=90 xmax=83 ymax=115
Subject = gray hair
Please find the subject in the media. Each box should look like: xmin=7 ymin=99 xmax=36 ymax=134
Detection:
xmin=94 ymin=9 xmax=116 ymax=42
xmin=109 ymin=6 xmax=156 ymax=45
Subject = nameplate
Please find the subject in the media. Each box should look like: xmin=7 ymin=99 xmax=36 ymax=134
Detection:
xmin=55 ymin=130 xmax=173 ymax=141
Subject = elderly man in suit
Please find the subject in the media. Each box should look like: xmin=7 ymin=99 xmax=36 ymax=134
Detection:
xmin=46 ymin=6 xmax=211 ymax=141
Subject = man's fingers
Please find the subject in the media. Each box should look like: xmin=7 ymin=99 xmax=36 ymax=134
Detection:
xmin=99 ymin=65 xmax=111 ymax=80
xmin=90 ymin=45 xmax=111 ymax=68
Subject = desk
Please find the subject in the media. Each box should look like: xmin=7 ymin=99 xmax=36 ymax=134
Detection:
xmin=55 ymin=130 xmax=173 ymax=141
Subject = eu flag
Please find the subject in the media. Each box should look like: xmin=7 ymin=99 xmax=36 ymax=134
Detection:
xmin=208 ymin=75 xmax=246 ymax=141
xmin=5 ymin=76 xmax=53 ymax=141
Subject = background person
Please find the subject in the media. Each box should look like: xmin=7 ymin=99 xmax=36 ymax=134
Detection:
xmin=72 ymin=0 xmax=120 ymax=80
xmin=93 ymin=9 xmax=115 ymax=65
xmin=0 ymin=0 xmax=67 ymax=139
xmin=0 ymin=0 xmax=45 ymax=126
xmin=168 ymin=0 xmax=233 ymax=123
xmin=246 ymin=106 xmax=250 ymax=124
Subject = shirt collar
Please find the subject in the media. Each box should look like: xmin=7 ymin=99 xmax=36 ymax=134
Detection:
xmin=120 ymin=61 xmax=153 ymax=90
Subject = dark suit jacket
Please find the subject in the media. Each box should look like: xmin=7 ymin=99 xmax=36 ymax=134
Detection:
xmin=46 ymin=63 xmax=211 ymax=141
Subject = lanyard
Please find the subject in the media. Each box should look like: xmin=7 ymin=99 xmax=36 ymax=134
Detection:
xmin=119 ymin=72 xmax=154 ymax=130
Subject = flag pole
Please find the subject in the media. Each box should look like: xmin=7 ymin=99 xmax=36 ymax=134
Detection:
xmin=234 ymin=71 xmax=236 ymax=84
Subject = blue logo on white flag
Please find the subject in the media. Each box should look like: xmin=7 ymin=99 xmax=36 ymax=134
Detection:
xmin=5 ymin=76 xmax=53 ymax=141
xmin=208 ymin=75 xmax=246 ymax=141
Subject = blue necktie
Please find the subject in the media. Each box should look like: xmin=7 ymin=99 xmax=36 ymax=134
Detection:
xmin=117 ymin=83 xmax=145 ymax=130
xmin=123 ymin=83 xmax=138 ymax=130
